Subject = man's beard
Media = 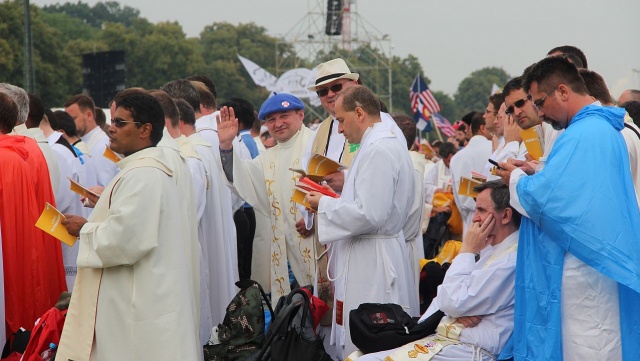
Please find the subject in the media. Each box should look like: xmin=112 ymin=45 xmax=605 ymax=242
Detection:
xmin=543 ymin=117 xmax=564 ymax=130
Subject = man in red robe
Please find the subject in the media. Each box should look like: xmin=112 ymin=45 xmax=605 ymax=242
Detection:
xmin=0 ymin=88 xmax=67 ymax=337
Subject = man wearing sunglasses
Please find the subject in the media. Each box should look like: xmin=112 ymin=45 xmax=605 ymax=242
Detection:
xmin=306 ymin=58 xmax=360 ymax=192
xmin=496 ymin=56 xmax=640 ymax=361
xmin=58 ymin=92 xmax=201 ymax=361
xmin=503 ymin=76 xmax=561 ymax=160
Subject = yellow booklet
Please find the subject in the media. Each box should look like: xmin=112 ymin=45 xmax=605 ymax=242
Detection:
xmin=457 ymin=177 xmax=484 ymax=198
xmin=292 ymin=188 xmax=311 ymax=209
xmin=290 ymin=154 xmax=345 ymax=182
xmin=103 ymin=147 xmax=122 ymax=163
xmin=35 ymin=203 xmax=77 ymax=246
xmin=520 ymin=127 xmax=543 ymax=161
xmin=68 ymin=177 xmax=99 ymax=198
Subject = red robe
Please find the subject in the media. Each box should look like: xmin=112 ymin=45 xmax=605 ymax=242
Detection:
xmin=0 ymin=135 xmax=67 ymax=337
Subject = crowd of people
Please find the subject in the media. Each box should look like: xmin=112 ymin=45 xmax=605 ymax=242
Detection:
xmin=1 ymin=44 xmax=640 ymax=361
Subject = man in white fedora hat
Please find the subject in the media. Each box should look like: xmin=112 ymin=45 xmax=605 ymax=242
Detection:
xmin=307 ymin=58 xmax=360 ymax=180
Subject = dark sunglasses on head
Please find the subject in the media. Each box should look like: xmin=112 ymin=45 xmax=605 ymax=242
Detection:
xmin=316 ymin=82 xmax=346 ymax=97
xmin=111 ymin=118 xmax=141 ymax=128
xmin=505 ymin=98 xmax=528 ymax=116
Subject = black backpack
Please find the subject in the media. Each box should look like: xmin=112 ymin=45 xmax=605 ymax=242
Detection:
xmin=204 ymin=280 xmax=274 ymax=361
xmin=252 ymin=288 xmax=332 ymax=361
xmin=349 ymin=303 xmax=445 ymax=354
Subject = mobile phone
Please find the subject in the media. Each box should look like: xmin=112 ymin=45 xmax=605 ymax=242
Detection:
xmin=488 ymin=159 xmax=505 ymax=171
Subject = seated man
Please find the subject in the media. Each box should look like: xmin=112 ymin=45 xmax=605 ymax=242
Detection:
xmin=354 ymin=180 xmax=520 ymax=361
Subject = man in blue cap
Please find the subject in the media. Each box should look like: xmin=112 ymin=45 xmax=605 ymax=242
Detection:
xmin=217 ymin=93 xmax=319 ymax=298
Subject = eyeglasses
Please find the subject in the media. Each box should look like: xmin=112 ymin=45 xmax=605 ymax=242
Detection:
xmin=505 ymin=98 xmax=528 ymax=116
xmin=528 ymin=86 xmax=558 ymax=111
xmin=484 ymin=109 xmax=498 ymax=116
xmin=316 ymin=81 xmax=348 ymax=97
xmin=111 ymin=118 xmax=141 ymax=128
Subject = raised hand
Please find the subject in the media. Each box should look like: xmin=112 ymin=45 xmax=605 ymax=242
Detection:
xmin=216 ymin=106 xmax=238 ymax=150
xmin=503 ymin=115 xmax=523 ymax=144
xmin=460 ymin=213 xmax=495 ymax=254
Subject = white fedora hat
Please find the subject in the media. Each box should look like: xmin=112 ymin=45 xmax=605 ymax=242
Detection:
xmin=308 ymin=58 xmax=360 ymax=91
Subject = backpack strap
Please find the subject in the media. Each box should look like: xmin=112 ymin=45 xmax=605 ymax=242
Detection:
xmin=236 ymin=280 xmax=274 ymax=319
xmin=624 ymin=122 xmax=640 ymax=139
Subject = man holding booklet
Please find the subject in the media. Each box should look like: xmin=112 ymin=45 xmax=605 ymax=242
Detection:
xmin=57 ymin=92 xmax=201 ymax=361
xmin=305 ymin=85 xmax=415 ymax=357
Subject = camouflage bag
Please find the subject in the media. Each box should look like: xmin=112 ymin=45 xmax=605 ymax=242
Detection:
xmin=204 ymin=280 xmax=274 ymax=361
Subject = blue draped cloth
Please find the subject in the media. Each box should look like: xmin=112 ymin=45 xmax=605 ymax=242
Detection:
xmin=510 ymin=105 xmax=640 ymax=360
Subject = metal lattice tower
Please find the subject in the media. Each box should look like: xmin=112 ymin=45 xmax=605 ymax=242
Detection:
xmin=275 ymin=0 xmax=393 ymax=113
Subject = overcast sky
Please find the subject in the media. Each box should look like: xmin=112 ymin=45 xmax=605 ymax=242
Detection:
xmin=35 ymin=0 xmax=640 ymax=98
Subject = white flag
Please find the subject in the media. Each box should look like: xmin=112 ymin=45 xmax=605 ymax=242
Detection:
xmin=237 ymin=54 xmax=278 ymax=89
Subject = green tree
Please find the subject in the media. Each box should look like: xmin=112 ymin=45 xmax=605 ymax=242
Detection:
xmin=42 ymin=1 xmax=140 ymax=28
xmin=198 ymin=22 xmax=290 ymax=107
xmin=432 ymin=91 xmax=458 ymax=121
xmin=0 ymin=0 xmax=81 ymax=106
xmin=454 ymin=67 xmax=511 ymax=114
xmin=390 ymin=54 xmax=425 ymax=115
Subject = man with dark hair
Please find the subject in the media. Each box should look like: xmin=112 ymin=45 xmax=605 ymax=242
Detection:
xmin=450 ymin=108 xmax=492 ymax=233
xmin=54 ymin=110 xmax=99 ymax=189
xmin=503 ymin=76 xmax=560 ymax=159
xmin=94 ymin=107 xmax=108 ymax=133
xmin=65 ymin=93 xmax=118 ymax=186
xmin=149 ymin=89 xmax=221 ymax=343
xmin=423 ymin=141 xmax=458 ymax=221
xmin=58 ymin=92 xmax=201 ymax=361
xmin=177 ymin=98 xmax=239 ymax=331
xmin=357 ymin=180 xmax=520 ymax=361
xmin=391 ymin=112 xmax=426 ymax=316
xmin=622 ymin=100 xmax=640 ymax=125
xmin=191 ymin=81 xmax=217 ymax=115
xmin=28 ymin=94 xmax=81 ymax=212
xmin=484 ymin=93 xmax=504 ymax=140
xmin=251 ymin=115 xmax=266 ymax=153
xmin=187 ymin=74 xmax=218 ymax=100
xmin=305 ymin=85 xmax=415 ymax=356
xmin=497 ymin=56 xmax=640 ymax=361
xmin=547 ymin=45 xmax=588 ymax=69
xmin=151 ymin=90 xmax=214 ymax=343
xmin=31 ymin=93 xmax=86 ymax=291
xmin=220 ymin=98 xmax=259 ymax=282
xmin=578 ymin=68 xmax=614 ymax=104
xmin=579 ymin=68 xmax=640 ymax=206
xmin=163 ymin=79 xmax=226 ymax=152
xmin=163 ymin=79 xmax=251 ymax=227
xmin=459 ymin=111 xmax=477 ymax=141
xmin=618 ymin=89 xmax=640 ymax=105
xmin=0 ymin=92 xmax=67 ymax=339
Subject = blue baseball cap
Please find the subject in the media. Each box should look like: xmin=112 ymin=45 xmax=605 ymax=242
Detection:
xmin=258 ymin=93 xmax=305 ymax=120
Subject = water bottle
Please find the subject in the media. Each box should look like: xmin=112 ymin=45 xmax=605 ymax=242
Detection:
xmin=535 ymin=156 xmax=547 ymax=173
xmin=40 ymin=343 xmax=57 ymax=361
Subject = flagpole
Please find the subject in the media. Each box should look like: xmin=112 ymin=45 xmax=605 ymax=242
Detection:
xmin=431 ymin=115 xmax=444 ymax=142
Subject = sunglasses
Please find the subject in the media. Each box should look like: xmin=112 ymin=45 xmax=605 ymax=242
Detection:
xmin=316 ymin=82 xmax=348 ymax=97
xmin=527 ymin=86 xmax=558 ymax=111
xmin=505 ymin=98 xmax=528 ymax=116
xmin=111 ymin=118 xmax=141 ymax=128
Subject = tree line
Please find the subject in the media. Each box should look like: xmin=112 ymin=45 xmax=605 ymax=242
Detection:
xmin=0 ymin=0 xmax=511 ymax=123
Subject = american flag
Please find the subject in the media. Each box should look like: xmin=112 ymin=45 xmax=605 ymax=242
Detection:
xmin=410 ymin=74 xmax=441 ymax=115
xmin=432 ymin=113 xmax=456 ymax=137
